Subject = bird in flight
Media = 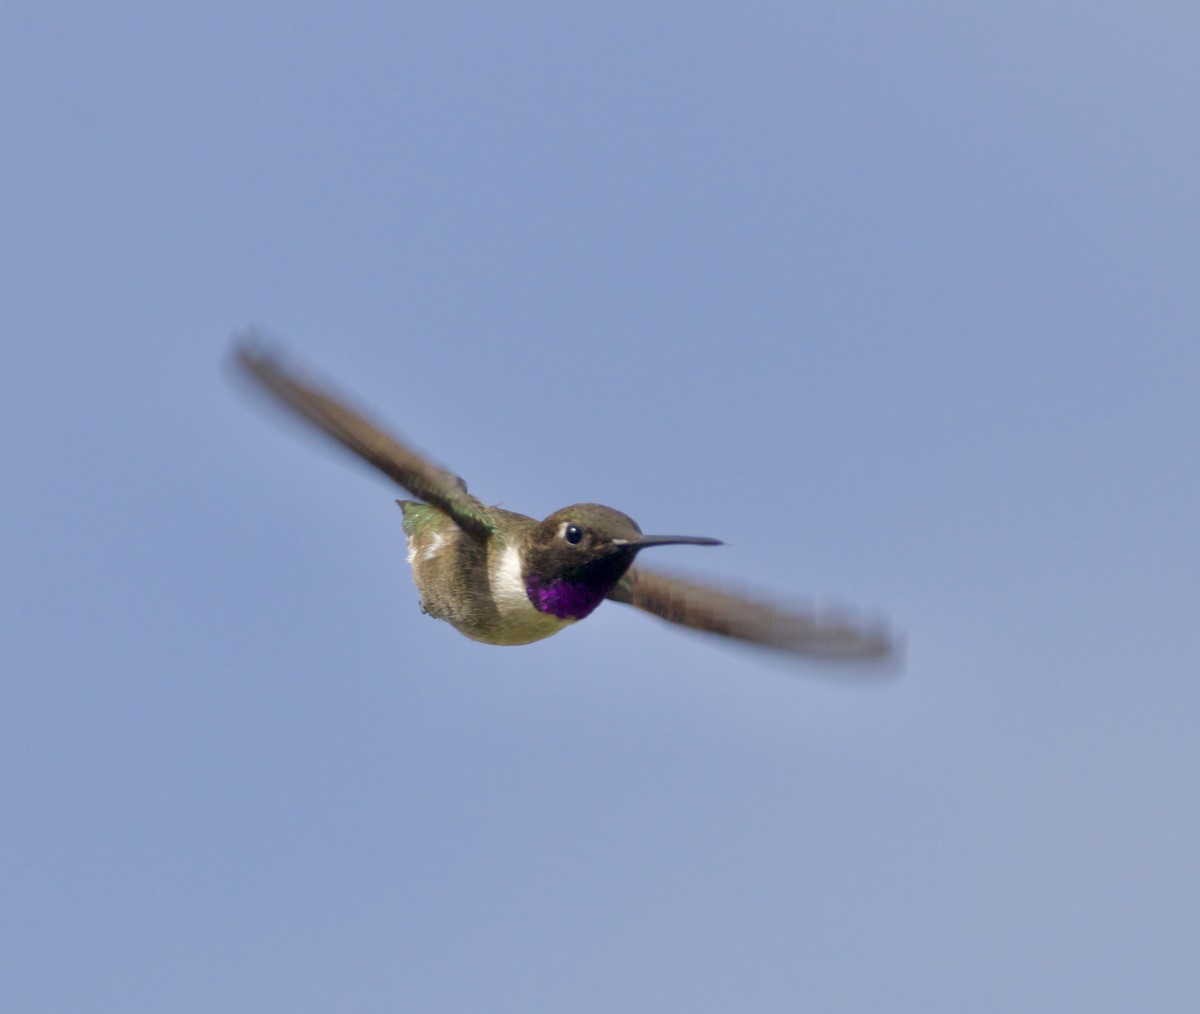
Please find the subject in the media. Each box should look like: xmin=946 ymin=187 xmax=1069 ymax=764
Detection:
xmin=234 ymin=341 xmax=895 ymax=662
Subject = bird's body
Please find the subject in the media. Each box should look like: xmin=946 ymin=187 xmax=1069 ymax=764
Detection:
xmin=400 ymin=501 xmax=567 ymax=645
xmin=235 ymin=341 xmax=895 ymax=662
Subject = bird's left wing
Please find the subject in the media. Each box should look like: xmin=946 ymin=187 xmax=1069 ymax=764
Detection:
xmin=608 ymin=565 xmax=896 ymax=661
xmin=234 ymin=340 xmax=495 ymax=541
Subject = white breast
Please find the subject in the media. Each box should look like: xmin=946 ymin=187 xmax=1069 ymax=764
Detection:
xmin=489 ymin=543 xmax=573 ymax=641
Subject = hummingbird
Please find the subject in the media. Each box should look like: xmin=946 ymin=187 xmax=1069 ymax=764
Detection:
xmin=234 ymin=341 xmax=894 ymax=661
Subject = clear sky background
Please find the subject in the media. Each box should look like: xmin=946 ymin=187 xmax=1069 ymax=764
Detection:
xmin=3 ymin=4 xmax=1197 ymax=1011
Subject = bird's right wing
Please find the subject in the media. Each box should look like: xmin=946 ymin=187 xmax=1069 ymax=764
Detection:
xmin=608 ymin=565 xmax=896 ymax=661
xmin=234 ymin=340 xmax=495 ymax=541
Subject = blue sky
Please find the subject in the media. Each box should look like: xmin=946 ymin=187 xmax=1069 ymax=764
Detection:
xmin=3 ymin=3 xmax=1197 ymax=1010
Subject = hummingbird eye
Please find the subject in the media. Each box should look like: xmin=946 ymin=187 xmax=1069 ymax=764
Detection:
xmin=564 ymin=524 xmax=584 ymax=545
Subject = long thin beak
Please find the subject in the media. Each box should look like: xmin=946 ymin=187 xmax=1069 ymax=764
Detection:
xmin=612 ymin=534 xmax=724 ymax=548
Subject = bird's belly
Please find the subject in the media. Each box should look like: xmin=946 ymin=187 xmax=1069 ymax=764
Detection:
xmin=421 ymin=577 xmax=571 ymax=646
xmin=472 ymin=542 xmax=575 ymax=644
xmin=405 ymin=532 xmax=573 ymax=646
xmin=468 ymin=597 xmax=573 ymax=645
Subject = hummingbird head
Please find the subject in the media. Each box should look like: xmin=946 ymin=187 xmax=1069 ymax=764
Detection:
xmin=520 ymin=504 xmax=722 ymax=620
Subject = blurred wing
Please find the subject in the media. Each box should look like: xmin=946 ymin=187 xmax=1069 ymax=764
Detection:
xmin=234 ymin=339 xmax=495 ymax=541
xmin=608 ymin=566 xmax=896 ymax=661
